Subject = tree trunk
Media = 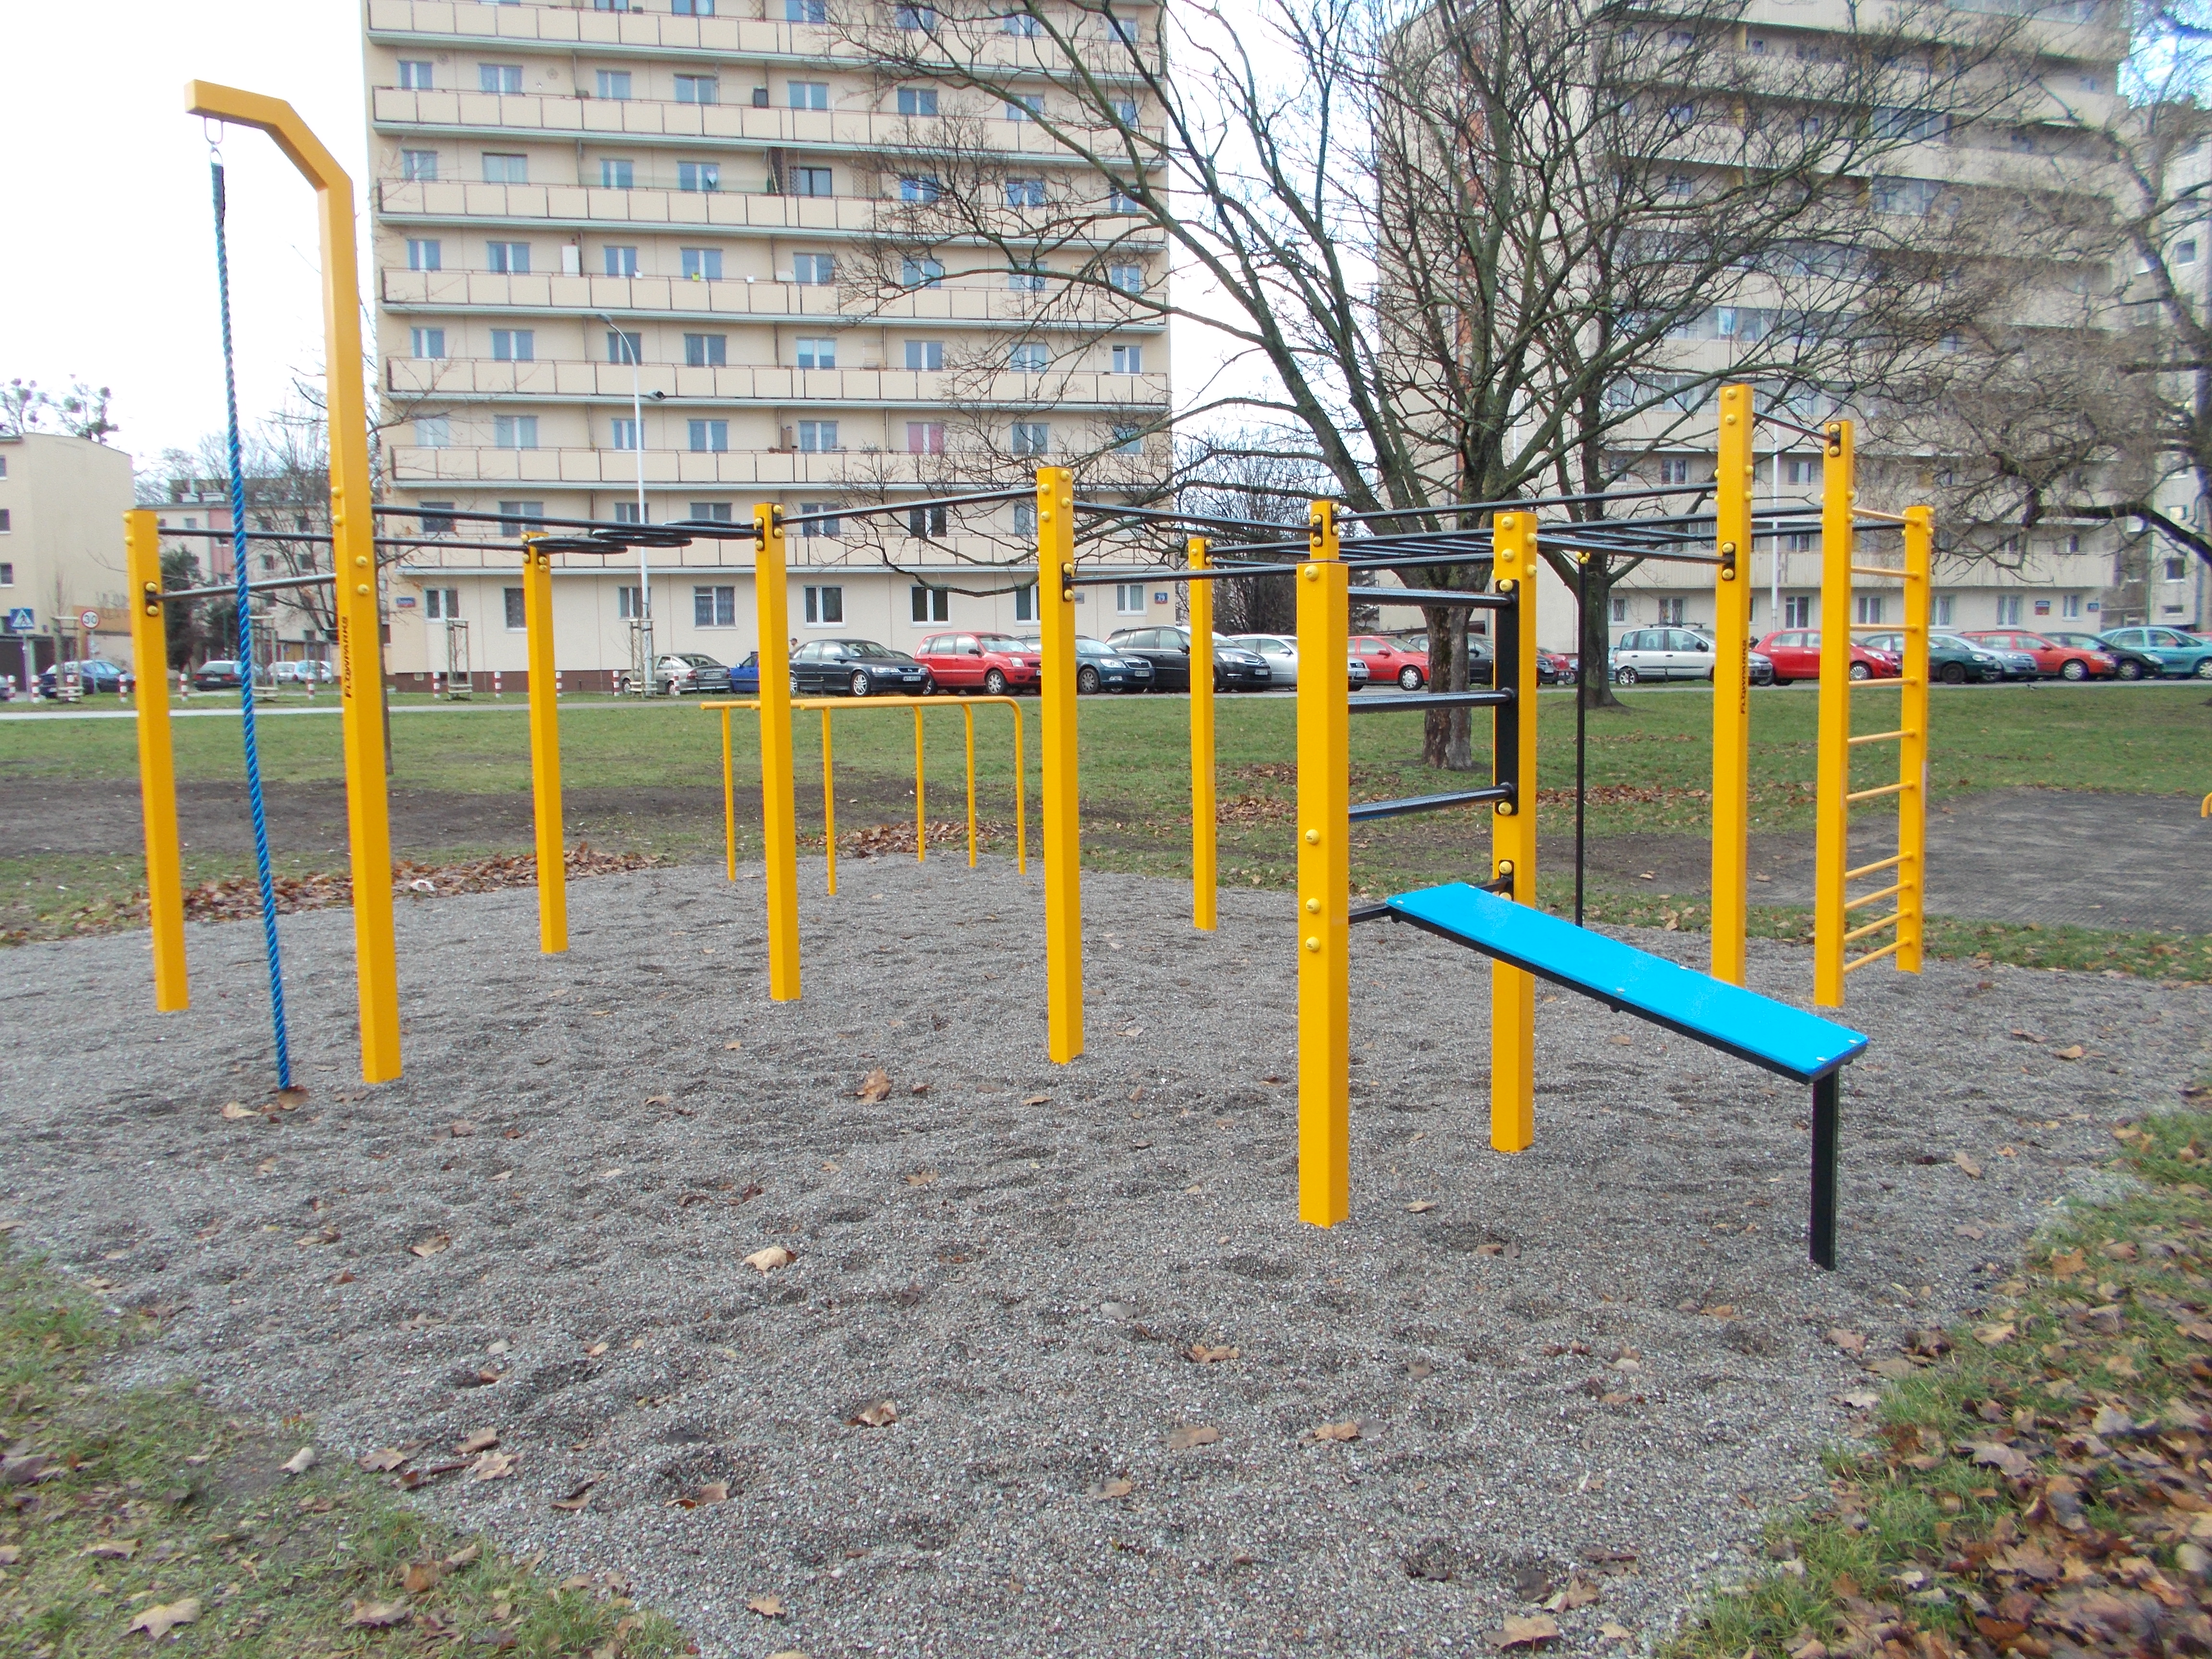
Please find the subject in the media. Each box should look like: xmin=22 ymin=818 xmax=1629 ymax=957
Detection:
xmin=1543 ymin=552 xmax=1628 ymax=713
xmin=1419 ymin=601 xmax=1479 ymax=769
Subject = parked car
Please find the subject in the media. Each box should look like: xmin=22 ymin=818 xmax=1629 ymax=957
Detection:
xmin=1225 ymin=635 xmax=1371 ymax=689
xmin=1609 ymin=627 xmax=1717 ymax=684
xmin=1104 ymin=626 xmax=1273 ymax=693
xmin=271 ymin=660 xmax=336 ymax=687
xmin=39 ymin=658 xmax=133 ymax=696
xmin=1961 ymin=629 xmax=2115 ymax=681
xmin=1857 ymin=631 xmax=2007 ymax=685
xmin=789 ymin=639 xmax=933 ymax=697
xmin=1349 ymin=634 xmax=1430 ymax=689
xmin=191 ymin=658 xmax=245 ymax=690
xmin=2040 ymin=629 xmax=2160 ymax=680
xmin=1386 ymin=629 xmax=1500 ymax=685
xmin=1751 ymin=630 xmax=1900 ymax=685
xmin=914 ymin=632 xmax=1040 ymax=695
xmin=1016 ymin=635 xmax=1155 ymax=693
xmin=621 ymin=652 xmax=731 ymax=696
xmin=2097 ymin=625 xmax=2212 ymax=679
xmin=726 ymin=652 xmax=760 ymax=695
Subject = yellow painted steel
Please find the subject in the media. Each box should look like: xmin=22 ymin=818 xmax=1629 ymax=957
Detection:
xmin=1898 ymin=507 xmax=1932 ymax=974
xmin=185 ymin=82 xmax=399 ymax=1082
xmin=822 ymin=708 xmax=837 ymax=894
xmin=1842 ymin=938 xmax=1905 ymax=974
xmin=1490 ymin=512 xmax=1539 ymax=1154
xmin=721 ymin=707 xmax=736 ymax=881
xmin=1296 ymin=501 xmax=1351 ymax=1226
xmin=1037 ymin=466 xmax=1085 ymax=1063
xmin=126 ymin=510 xmax=188 ymax=1011
xmin=962 ymin=705 xmax=978 ymax=867
xmin=1188 ymin=537 xmax=1218 ymax=931
xmin=913 ymin=706 xmax=926 ymax=861
xmin=753 ymin=503 xmax=801 ymax=1000
xmin=520 ymin=535 xmax=567 ymax=954
xmin=1812 ymin=420 xmax=1854 ymax=1008
xmin=1709 ymin=385 xmax=1754 ymax=986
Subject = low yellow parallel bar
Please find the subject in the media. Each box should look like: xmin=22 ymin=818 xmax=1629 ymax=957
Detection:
xmin=1845 ymin=781 xmax=1908 ymax=804
xmin=1296 ymin=500 xmax=1350 ymax=1226
xmin=1708 ymin=383 xmax=1753 ymax=986
xmin=521 ymin=535 xmax=567 ymax=954
xmin=754 ymin=502 xmax=800 ymax=1001
xmin=1849 ymin=562 xmax=1915 ymax=577
xmin=721 ymin=707 xmax=736 ymax=881
xmin=1850 ymin=676 xmax=1921 ymax=689
xmin=1845 ymin=852 xmax=1905 ymax=881
xmin=1843 ymin=938 xmax=1905 ymax=974
xmin=1188 ymin=536 xmax=1218 ymax=932
xmin=822 ymin=708 xmax=837 ymax=895
xmin=913 ymin=705 xmax=926 ymax=863
xmin=1845 ymin=881 xmax=1904 ymax=911
xmin=125 ymin=509 xmax=188 ymax=1011
xmin=1848 ymin=728 xmax=1907 ymax=746
xmin=1842 ymin=911 xmax=1902 ymax=945
xmin=1855 ymin=510 xmax=1909 ymax=526
xmin=1038 ymin=466 xmax=1083 ymax=1064
xmin=1845 ymin=623 xmax=1904 ymax=633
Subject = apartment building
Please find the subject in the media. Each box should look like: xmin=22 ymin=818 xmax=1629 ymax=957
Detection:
xmin=0 ymin=433 xmax=136 ymax=678
xmin=364 ymin=0 xmax=1171 ymax=688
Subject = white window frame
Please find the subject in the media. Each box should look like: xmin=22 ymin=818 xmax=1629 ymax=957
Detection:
xmin=803 ymin=584 xmax=844 ymax=625
xmin=680 ymin=247 xmax=723 ymax=281
xmin=411 ymin=326 xmax=446 ymax=359
xmin=406 ymin=238 xmax=441 ymax=271
xmin=694 ymin=585 xmax=738 ymax=627
xmin=1784 ymin=594 xmax=1813 ymax=628
xmin=1114 ymin=584 xmax=1145 ymax=615
xmin=398 ymin=60 xmax=434 ymax=90
xmin=795 ymin=336 xmax=837 ymax=369
xmin=685 ymin=332 xmax=729 ymax=367
xmin=910 ymin=584 xmax=951 ymax=624
xmin=610 ymin=418 xmax=640 ymax=450
xmin=596 ymin=69 xmax=632 ymax=100
xmin=1854 ymin=594 xmax=1884 ymax=625
xmin=796 ymin=420 xmax=839 ymax=453
xmin=789 ymin=80 xmax=830 ymax=109
xmin=687 ymin=419 xmax=730 ymax=454
xmin=1013 ymin=582 xmax=1036 ymax=622
xmin=503 ymin=588 xmax=527 ymax=631
xmin=1111 ymin=343 xmax=1142 ymax=374
xmin=617 ymin=585 xmax=644 ymax=621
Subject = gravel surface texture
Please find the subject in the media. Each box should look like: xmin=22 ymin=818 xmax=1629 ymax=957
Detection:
xmin=2 ymin=857 xmax=2206 ymax=1658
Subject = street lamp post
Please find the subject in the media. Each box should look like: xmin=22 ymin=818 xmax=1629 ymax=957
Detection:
xmin=597 ymin=310 xmax=653 ymax=695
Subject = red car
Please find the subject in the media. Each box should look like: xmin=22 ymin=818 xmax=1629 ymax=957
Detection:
xmin=1350 ymin=634 xmax=1430 ymax=689
xmin=914 ymin=631 xmax=1040 ymax=695
xmin=1961 ymin=629 xmax=2115 ymax=681
xmin=1752 ymin=630 xmax=1900 ymax=685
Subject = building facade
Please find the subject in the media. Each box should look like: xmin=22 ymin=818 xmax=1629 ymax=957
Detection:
xmin=0 ymin=433 xmax=137 ymax=678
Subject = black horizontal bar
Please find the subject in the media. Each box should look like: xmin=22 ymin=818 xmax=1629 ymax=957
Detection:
xmin=780 ymin=488 xmax=1033 ymax=529
xmin=368 ymin=504 xmax=682 ymax=534
xmin=157 ymin=525 xmax=334 ymax=543
xmin=162 ymin=571 xmax=341 ymax=603
xmin=1349 ymin=902 xmax=1395 ymax=926
xmin=1336 ymin=483 xmax=1703 ymax=523
xmin=1071 ymin=500 xmax=1291 ymax=534
xmin=1349 ymin=784 xmax=1513 ymax=822
xmin=1346 ymin=587 xmax=1512 ymax=608
xmin=1349 ymin=690 xmax=1512 ymax=713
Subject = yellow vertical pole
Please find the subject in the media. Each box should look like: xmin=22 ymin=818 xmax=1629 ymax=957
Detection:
xmin=1812 ymin=421 xmax=1854 ymax=1008
xmin=721 ymin=706 xmax=736 ymax=881
xmin=1709 ymin=385 xmax=1753 ymax=986
xmin=1898 ymin=505 xmax=1932 ymax=974
xmin=914 ymin=705 xmax=926 ymax=862
xmin=1037 ymin=466 xmax=1084 ymax=1063
xmin=1297 ymin=500 xmax=1350 ymax=1226
xmin=963 ymin=704 xmax=978 ymax=867
xmin=186 ymin=81 xmax=401 ymax=1082
xmin=753 ymin=504 xmax=800 ymax=1000
xmin=1188 ymin=537 xmax=1218 ymax=931
xmin=1490 ymin=512 xmax=1539 ymax=1154
xmin=126 ymin=510 xmax=188 ymax=1011
xmin=821 ymin=707 xmax=837 ymax=896
xmin=1012 ymin=704 xmax=1027 ymax=875
xmin=521 ymin=535 xmax=566 ymax=954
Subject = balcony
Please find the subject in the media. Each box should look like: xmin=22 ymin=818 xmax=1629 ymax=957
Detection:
xmin=388 ymin=444 xmax=1156 ymax=489
xmin=386 ymin=356 xmax=1170 ymax=409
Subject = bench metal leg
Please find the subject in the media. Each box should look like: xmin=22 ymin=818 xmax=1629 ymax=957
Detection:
xmin=1809 ymin=1071 xmax=1839 ymax=1270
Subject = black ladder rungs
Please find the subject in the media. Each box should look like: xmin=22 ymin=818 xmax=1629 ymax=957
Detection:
xmin=1346 ymin=587 xmax=1513 ymax=609
xmin=1349 ymin=785 xmax=1513 ymax=822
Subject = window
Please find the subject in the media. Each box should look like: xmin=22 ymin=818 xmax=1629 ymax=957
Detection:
xmin=901 ymin=175 xmax=942 ymax=204
xmin=1013 ymin=500 xmax=1036 ymax=536
xmin=1109 ymin=342 xmax=1143 ymax=375
xmin=617 ymin=585 xmax=645 ymax=620
xmin=1115 ymin=583 xmax=1144 ymax=615
xmin=790 ymin=167 xmax=833 ymax=197
xmin=606 ymin=330 xmax=642 ymax=364
xmin=2164 ymin=555 xmax=2188 ymax=582
xmin=1609 ymin=596 xmax=1629 ymax=623
xmin=687 ymin=503 xmax=734 ymax=522
xmin=423 ymin=587 xmax=461 ymax=620
xmin=604 ymin=245 xmax=639 ymax=277
xmin=1784 ymin=594 xmax=1812 ymax=627
xmin=678 ymin=161 xmax=720 ymax=192
xmin=493 ymin=415 xmax=539 ymax=449
xmin=1996 ymin=594 xmax=2023 ymax=625
xmin=1870 ymin=176 xmax=1937 ymax=216
xmin=498 ymin=500 xmax=544 ymax=530
xmin=402 ymin=149 xmax=439 ymax=181
xmin=1010 ymin=421 xmax=1048 ymax=456
xmin=2062 ymin=593 xmax=2081 ymax=619
xmin=504 ymin=588 xmax=527 ymax=630
xmin=798 ymin=502 xmax=842 ymax=538
xmin=416 ymin=415 xmax=451 ymax=448
xmin=1658 ymin=596 xmax=1686 ymax=625
xmin=2065 ymin=534 xmax=2080 ymax=554
xmin=1009 ymin=264 xmax=1046 ymax=292
xmin=1107 ymin=263 xmax=1143 ymax=294
xmin=688 ymin=420 xmax=729 ymax=453
xmin=784 ymin=0 xmax=826 ymax=19
xmin=904 ymin=339 xmax=945 ymax=370
xmin=681 ymin=247 xmax=723 ymax=281
xmin=418 ymin=502 xmax=457 ymax=536
xmin=1932 ymin=594 xmax=1955 ymax=626
xmin=410 ymin=326 xmax=446 ymax=359
xmin=676 ymin=0 xmax=716 ymax=18
xmin=1007 ymin=95 xmax=1043 ymax=120
xmin=1855 ymin=594 xmax=1885 ymax=625
xmin=596 ymin=70 xmax=632 ymax=99
xmin=613 ymin=501 xmax=647 ymax=525
xmin=897 ymin=87 xmax=938 ymax=116
xmin=1006 ymin=177 xmax=1046 ymax=207
xmin=1783 ymin=457 xmax=1820 ymax=487
xmin=695 ymin=585 xmax=738 ymax=627
xmin=407 ymin=238 xmax=442 ymax=271
xmin=491 ymin=328 xmax=534 ymax=362
xmin=795 ymin=336 xmax=836 ymax=369
xmin=686 ymin=333 xmax=729 ymax=367
xmin=803 ymin=585 xmax=844 ymax=625
xmin=0 ymin=562 xmax=12 ymax=581
xmin=796 ymin=420 xmax=838 ymax=452
xmin=1110 ymin=423 xmax=1142 ymax=454
xmin=789 ymin=81 xmax=830 ymax=109
xmin=1001 ymin=342 xmax=1046 ymax=372
xmin=1106 ymin=12 xmax=1138 ymax=44
xmin=610 ymin=418 xmax=640 ymax=450
xmin=902 ymin=256 xmax=944 ymax=288
xmin=488 ymin=240 xmax=530 ymax=274
xmin=909 ymin=505 xmax=949 ymax=538
xmin=479 ymin=63 xmax=524 ymax=94
xmin=600 ymin=159 xmax=635 ymax=188
xmin=1112 ymin=96 xmax=1139 ymax=123
xmin=2178 ymin=240 xmax=2200 ymax=266
xmin=911 ymin=585 xmax=951 ymax=622
xmin=907 ymin=421 xmax=946 ymax=454
xmin=1002 ymin=9 xmax=1042 ymax=33
xmin=674 ymin=75 xmax=719 ymax=105
xmin=398 ymin=60 xmax=434 ymax=90
xmin=792 ymin=252 xmax=835 ymax=285
xmin=896 ymin=5 xmax=938 ymax=28
xmin=1658 ymin=457 xmax=1690 ymax=485
xmin=1013 ymin=582 xmax=1037 ymax=622
xmin=482 ymin=153 xmax=528 ymax=184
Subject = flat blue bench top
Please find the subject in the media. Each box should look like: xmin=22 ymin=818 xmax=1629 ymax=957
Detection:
xmin=1386 ymin=882 xmax=1869 ymax=1083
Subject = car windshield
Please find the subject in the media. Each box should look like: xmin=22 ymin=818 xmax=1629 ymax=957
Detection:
xmin=976 ymin=634 xmax=1024 ymax=650
xmin=845 ymin=642 xmax=910 ymax=661
xmin=1071 ymin=638 xmax=1121 ymax=658
xmin=1929 ymin=635 xmax=1978 ymax=652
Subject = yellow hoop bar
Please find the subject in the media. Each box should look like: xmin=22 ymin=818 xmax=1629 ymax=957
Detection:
xmin=1188 ymin=536 xmax=1218 ymax=931
xmin=1845 ymin=852 xmax=1905 ymax=881
xmin=1296 ymin=499 xmax=1350 ymax=1226
xmin=1845 ymin=781 xmax=1908 ymax=804
xmin=821 ymin=706 xmax=836 ymax=896
xmin=126 ymin=509 xmax=188 ymax=1011
xmin=1848 ymin=728 xmax=1907 ymax=746
xmin=521 ymin=536 xmax=567 ymax=953
xmin=1709 ymin=383 xmax=1753 ymax=986
xmin=1845 ymin=882 xmax=1904 ymax=912
xmin=1037 ymin=466 xmax=1083 ymax=1063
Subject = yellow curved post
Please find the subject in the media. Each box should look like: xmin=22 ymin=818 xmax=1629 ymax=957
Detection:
xmin=126 ymin=509 xmax=187 ymax=1010
xmin=720 ymin=706 xmax=736 ymax=881
xmin=1490 ymin=511 xmax=1539 ymax=1154
xmin=1813 ymin=420 xmax=1854 ymax=1008
xmin=1898 ymin=506 xmax=1933 ymax=973
xmin=521 ymin=535 xmax=566 ymax=953
xmin=753 ymin=503 xmax=800 ymax=1000
xmin=1710 ymin=385 xmax=1753 ymax=986
xmin=1297 ymin=500 xmax=1350 ymax=1226
xmin=1037 ymin=466 xmax=1083 ymax=1063
xmin=963 ymin=704 xmax=978 ymax=866
xmin=1188 ymin=537 xmax=1218 ymax=930
xmin=187 ymin=81 xmax=398 ymax=1081
xmin=821 ymin=707 xmax=837 ymax=895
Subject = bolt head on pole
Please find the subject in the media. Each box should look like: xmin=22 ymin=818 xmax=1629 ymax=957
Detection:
xmin=1304 ymin=829 xmax=1321 ymax=844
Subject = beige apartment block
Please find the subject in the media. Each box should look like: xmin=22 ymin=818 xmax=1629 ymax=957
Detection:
xmin=364 ymin=0 xmax=1171 ymax=686
xmin=0 ymin=433 xmax=137 ymax=675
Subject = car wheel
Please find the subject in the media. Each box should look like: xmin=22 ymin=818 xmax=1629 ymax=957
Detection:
xmin=2060 ymin=659 xmax=2088 ymax=682
xmin=1076 ymin=664 xmax=1101 ymax=695
xmin=1937 ymin=661 xmax=1964 ymax=685
xmin=1397 ymin=665 xmax=1424 ymax=690
xmin=2194 ymin=658 xmax=2212 ymax=680
xmin=984 ymin=668 xmax=1009 ymax=696
xmin=1848 ymin=662 xmax=1871 ymax=681
xmin=849 ymin=669 xmax=871 ymax=697
xmin=1214 ymin=668 xmax=1226 ymax=693
xmin=2116 ymin=658 xmax=2147 ymax=681
xmin=1616 ymin=666 xmax=1639 ymax=686
xmin=789 ymin=673 xmax=804 ymax=697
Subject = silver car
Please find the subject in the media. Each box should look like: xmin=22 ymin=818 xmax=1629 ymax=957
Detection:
xmin=1226 ymin=635 xmax=1371 ymax=689
xmin=1610 ymin=627 xmax=1719 ymax=683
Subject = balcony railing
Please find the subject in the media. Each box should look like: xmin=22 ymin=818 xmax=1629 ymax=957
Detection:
xmin=386 ymin=356 xmax=1169 ymax=407
xmin=388 ymin=444 xmax=1154 ymax=488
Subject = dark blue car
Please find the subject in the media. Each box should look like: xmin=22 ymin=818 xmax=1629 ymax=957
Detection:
xmin=40 ymin=658 xmax=132 ymax=696
xmin=789 ymin=639 xmax=933 ymax=697
xmin=727 ymin=651 xmax=760 ymax=695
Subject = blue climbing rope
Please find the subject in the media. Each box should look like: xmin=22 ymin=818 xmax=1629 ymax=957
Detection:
xmin=211 ymin=156 xmax=293 ymax=1090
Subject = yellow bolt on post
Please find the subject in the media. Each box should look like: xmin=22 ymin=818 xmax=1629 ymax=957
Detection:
xmin=1297 ymin=500 xmax=1350 ymax=1226
xmin=1709 ymin=384 xmax=1754 ymax=986
xmin=1188 ymin=536 xmax=1217 ymax=931
xmin=521 ymin=535 xmax=566 ymax=954
xmin=126 ymin=509 xmax=188 ymax=1011
xmin=1898 ymin=505 xmax=1933 ymax=974
xmin=1037 ymin=466 xmax=1084 ymax=1063
xmin=753 ymin=503 xmax=800 ymax=1000
xmin=1490 ymin=512 xmax=1539 ymax=1154
xmin=186 ymin=81 xmax=398 ymax=1082
xmin=1812 ymin=420 xmax=1855 ymax=1008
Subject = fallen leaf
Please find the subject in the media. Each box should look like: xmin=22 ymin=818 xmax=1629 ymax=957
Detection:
xmin=1599 ymin=1624 xmax=1634 ymax=1645
xmin=552 ymin=1478 xmax=599 ymax=1511
xmin=130 ymin=1598 xmax=200 ymax=1639
xmin=744 ymin=1245 xmax=793 ymax=1274
xmin=1312 ymin=1419 xmax=1362 ymax=1442
xmin=1022 ymin=1094 xmax=1050 ymax=1106
xmin=1088 ymin=1477 xmax=1134 ymax=1500
xmin=1407 ymin=1200 xmax=1438 ymax=1213
xmin=84 ymin=1538 xmax=141 ymax=1559
xmin=2046 ymin=1248 xmax=2086 ymax=1277
xmin=279 ymin=1446 xmax=317 ymax=1476
xmin=409 ymin=1232 xmax=451 ymax=1258
xmin=723 ymin=1040 xmax=744 ymax=1050
xmin=586 ymin=1342 xmax=609 ymax=1357
xmin=457 ymin=1429 xmax=500 ymax=1455
xmin=854 ymin=1068 xmax=892 ymax=1102
xmin=910 ymin=1082 xmax=930 ymax=1095
xmin=1953 ymin=1152 xmax=1984 ymax=1178
xmin=1493 ymin=1614 xmax=1562 ymax=1649
xmin=1974 ymin=1322 xmax=2016 ymax=1346
xmin=671 ymin=1482 xmax=730 ymax=1509
xmin=1971 ymin=1441 xmax=2032 ymax=1479
xmin=1545 ymin=1576 xmax=1602 ymax=1611
xmin=1867 ymin=1357 xmax=1916 ymax=1380
xmin=1702 ymin=1305 xmax=1736 ymax=1319
xmin=849 ymin=1400 xmax=898 ymax=1428
xmin=905 ymin=1170 xmax=938 ymax=1187
xmin=254 ymin=1155 xmax=277 ymax=1177
xmin=403 ymin=1559 xmax=446 ymax=1594
xmin=447 ymin=1120 xmax=475 ymax=1138
xmin=2052 ymin=1044 xmax=2085 ymax=1060
xmin=468 ymin=1450 xmax=517 ymax=1480
xmin=1188 ymin=1343 xmax=1239 ymax=1364
xmin=1826 ymin=1328 xmax=1867 ymax=1354
xmin=747 ymin=1595 xmax=785 ymax=1617
xmin=1167 ymin=1424 xmax=1220 ymax=1451
xmin=445 ymin=1543 xmax=481 ymax=1568
xmin=219 ymin=1102 xmax=253 ymax=1120
xmin=348 ymin=1599 xmax=411 ymax=1628
xmin=1837 ymin=1390 xmax=1883 ymax=1409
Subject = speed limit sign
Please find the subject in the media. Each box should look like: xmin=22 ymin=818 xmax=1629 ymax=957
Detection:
xmin=78 ymin=609 xmax=100 ymax=631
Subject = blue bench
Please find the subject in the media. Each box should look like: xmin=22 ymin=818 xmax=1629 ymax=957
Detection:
xmin=1385 ymin=882 xmax=1869 ymax=1268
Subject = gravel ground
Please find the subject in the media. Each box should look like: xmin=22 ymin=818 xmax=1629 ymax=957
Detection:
xmin=2 ymin=857 xmax=2206 ymax=1658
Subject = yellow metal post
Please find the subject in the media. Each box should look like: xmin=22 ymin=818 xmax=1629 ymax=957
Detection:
xmin=1490 ymin=512 xmax=1539 ymax=1154
xmin=185 ymin=81 xmax=399 ymax=1082
xmin=914 ymin=706 xmax=926 ymax=861
xmin=1188 ymin=537 xmax=1218 ymax=931
xmin=1898 ymin=505 xmax=1933 ymax=974
xmin=1297 ymin=500 xmax=1350 ymax=1226
xmin=1037 ymin=466 xmax=1084 ymax=1063
xmin=753 ymin=503 xmax=800 ymax=1000
xmin=1012 ymin=703 xmax=1027 ymax=874
xmin=126 ymin=509 xmax=187 ymax=1011
xmin=721 ymin=707 xmax=736 ymax=881
xmin=521 ymin=535 xmax=566 ymax=953
xmin=1709 ymin=385 xmax=1754 ymax=986
xmin=821 ymin=708 xmax=837 ymax=896
xmin=1813 ymin=420 xmax=1854 ymax=1007
xmin=963 ymin=704 xmax=978 ymax=867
